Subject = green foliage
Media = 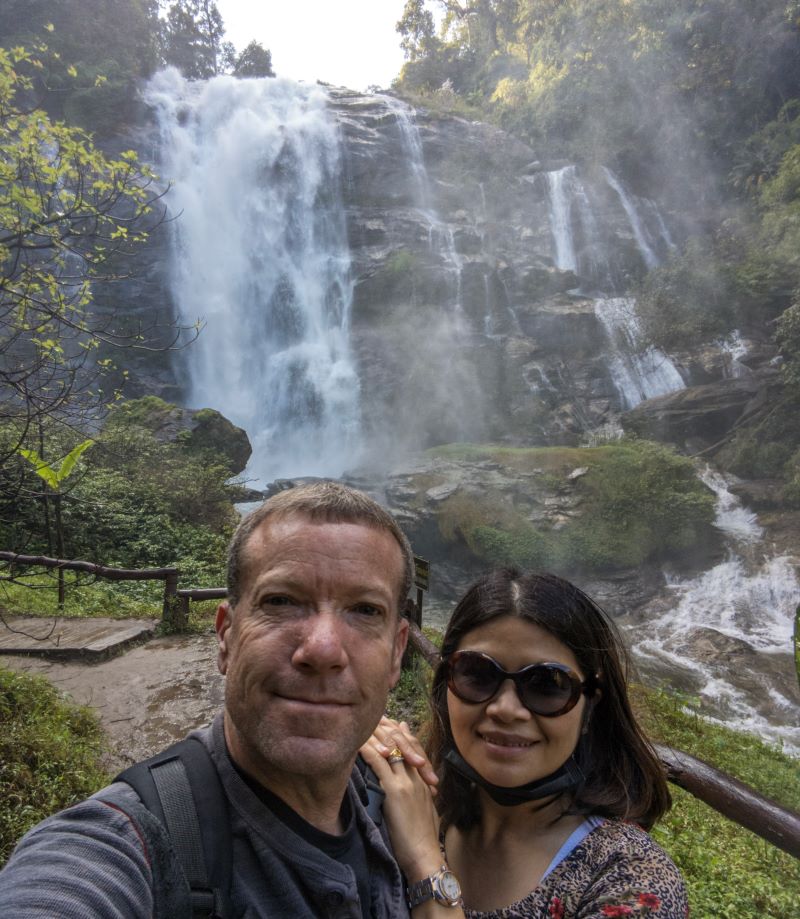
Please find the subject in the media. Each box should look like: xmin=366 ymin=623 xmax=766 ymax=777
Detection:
xmin=162 ymin=0 xmax=227 ymax=79
xmin=0 ymin=666 xmax=109 ymax=866
xmin=233 ymin=41 xmax=275 ymax=78
xmin=716 ymin=392 xmax=800 ymax=497
xmin=429 ymin=441 xmax=715 ymax=573
xmin=0 ymin=400 xmax=239 ymax=616
xmin=635 ymin=241 xmax=736 ymax=350
xmin=396 ymin=1 xmax=800 ymax=201
xmin=17 ymin=440 xmax=94 ymax=492
xmin=633 ymin=686 xmax=800 ymax=918
xmin=0 ymin=44 xmax=168 ymax=440
xmin=0 ymin=1 xmax=160 ymax=133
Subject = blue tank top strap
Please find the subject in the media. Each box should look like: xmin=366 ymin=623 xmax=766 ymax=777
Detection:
xmin=541 ymin=816 xmax=604 ymax=881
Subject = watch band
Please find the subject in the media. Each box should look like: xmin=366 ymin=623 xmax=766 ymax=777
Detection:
xmin=407 ymin=865 xmax=462 ymax=909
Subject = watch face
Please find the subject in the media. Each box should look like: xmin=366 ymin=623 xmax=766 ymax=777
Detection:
xmin=438 ymin=870 xmax=461 ymax=901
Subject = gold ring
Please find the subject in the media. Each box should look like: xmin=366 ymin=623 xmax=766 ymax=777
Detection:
xmin=387 ymin=746 xmax=405 ymax=765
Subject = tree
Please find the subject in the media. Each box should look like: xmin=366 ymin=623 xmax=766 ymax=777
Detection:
xmin=0 ymin=0 xmax=161 ymax=131
xmin=0 ymin=44 xmax=181 ymax=472
xmin=233 ymin=40 xmax=275 ymax=78
xmin=398 ymin=0 xmax=440 ymax=61
xmin=161 ymin=0 xmax=226 ymax=79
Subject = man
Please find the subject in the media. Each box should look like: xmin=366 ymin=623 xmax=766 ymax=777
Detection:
xmin=0 ymin=482 xmax=427 ymax=917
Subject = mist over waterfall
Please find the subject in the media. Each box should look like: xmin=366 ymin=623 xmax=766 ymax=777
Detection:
xmin=145 ymin=70 xmax=361 ymax=483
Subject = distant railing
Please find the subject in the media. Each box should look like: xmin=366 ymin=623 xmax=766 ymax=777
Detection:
xmin=0 ymin=551 xmax=181 ymax=623
xmin=2 ymin=551 xmax=798 ymax=859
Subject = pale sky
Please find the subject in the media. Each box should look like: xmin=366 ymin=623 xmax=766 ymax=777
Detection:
xmin=215 ymin=0 xmax=410 ymax=91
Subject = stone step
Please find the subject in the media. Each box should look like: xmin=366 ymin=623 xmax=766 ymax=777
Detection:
xmin=0 ymin=616 xmax=158 ymax=662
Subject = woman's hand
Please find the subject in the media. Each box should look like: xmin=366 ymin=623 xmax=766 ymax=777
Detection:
xmin=360 ymin=718 xmax=443 ymax=883
xmin=370 ymin=716 xmax=439 ymax=790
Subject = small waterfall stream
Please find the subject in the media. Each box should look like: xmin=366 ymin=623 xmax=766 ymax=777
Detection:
xmin=385 ymin=97 xmax=468 ymax=316
xmin=145 ymin=70 xmax=361 ymax=482
xmin=594 ymin=297 xmax=685 ymax=408
xmin=601 ymin=166 xmax=662 ymax=270
xmin=544 ymin=166 xmax=578 ymax=272
xmin=630 ymin=468 xmax=800 ymax=751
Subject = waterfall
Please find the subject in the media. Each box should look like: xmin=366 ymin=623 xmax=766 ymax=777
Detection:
xmin=382 ymin=95 xmax=431 ymax=209
xmin=383 ymin=95 xmax=466 ymax=315
xmin=630 ymin=470 xmax=800 ymax=752
xmin=544 ymin=166 xmax=578 ymax=272
xmin=717 ymin=330 xmax=750 ymax=379
xmin=593 ymin=297 xmax=685 ymax=408
xmin=145 ymin=69 xmax=361 ymax=483
xmin=601 ymin=167 xmax=661 ymax=270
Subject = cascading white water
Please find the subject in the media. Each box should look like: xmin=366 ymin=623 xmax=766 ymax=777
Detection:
xmin=544 ymin=166 xmax=578 ymax=272
xmin=593 ymin=297 xmax=685 ymax=408
xmin=383 ymin=95 xmax=466 ymax=315
xmin=716 ymin=330 xmax=750 ymax=379
xmin=601 ymin=167 xmax=661 ymax=270
xmin=631 ymin=469 xmax=800 ymax=751
xmin=145 ymin=69 xmax=361 ymax=483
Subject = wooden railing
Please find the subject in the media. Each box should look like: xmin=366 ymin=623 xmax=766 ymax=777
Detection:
xmin=0 ymin=551 xmax=181 ymax=622
xmin=2 ymin=551 xmax=798 ymax=859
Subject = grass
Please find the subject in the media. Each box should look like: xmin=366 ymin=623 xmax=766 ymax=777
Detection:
xmin=0 ymin=573 xmax=221 ymax=635
xmin=633 ymin=685 xmax=799 ymax=918
xmin=0 ymin=666 xmax=110 ymax=866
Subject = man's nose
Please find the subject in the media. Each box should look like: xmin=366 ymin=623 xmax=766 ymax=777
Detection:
xmin=291 ymin=609 xmax=348 ymax=671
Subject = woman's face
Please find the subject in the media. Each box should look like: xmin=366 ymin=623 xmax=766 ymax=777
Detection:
xmin=447 ymin=615 xmax=587 ymax=789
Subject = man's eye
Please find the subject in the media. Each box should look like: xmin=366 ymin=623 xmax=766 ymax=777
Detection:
xmin=352 ymin=603 xmax=381 ymax=617
xmin=263 ymin=595 xmax=294 ymax=607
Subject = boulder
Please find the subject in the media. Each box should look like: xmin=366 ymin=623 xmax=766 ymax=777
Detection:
xmin=621 ymin=376 xmax=768 ymax=449
xmin=110 ymin=397 xmax=252 ymax=474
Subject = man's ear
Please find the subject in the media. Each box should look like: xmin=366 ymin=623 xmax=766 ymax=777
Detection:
xmin=389 ymin=615 xmax=409 ymax=688
xmin=216 ymin=601 xmax=233 ymax=675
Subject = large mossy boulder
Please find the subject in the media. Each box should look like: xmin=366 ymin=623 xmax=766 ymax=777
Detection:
xmin=107 ymin=397 xmax=252 ymax=474
xmin=385 ymin=440 xmax=720 ymax=604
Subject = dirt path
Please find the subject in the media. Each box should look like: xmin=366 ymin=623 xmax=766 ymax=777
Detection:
xmin=4 ymin=633 xmax=225 ymax=772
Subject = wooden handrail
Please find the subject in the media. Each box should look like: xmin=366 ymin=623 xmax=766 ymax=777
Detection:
xmin=404 ymin=619 xmax=800 ymax=859
xmin=0 ymin=551 xmax=180 ymax=624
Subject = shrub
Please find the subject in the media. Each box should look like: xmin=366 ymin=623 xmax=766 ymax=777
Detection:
xmin=0 ymin=667 xmax=109 ymax=866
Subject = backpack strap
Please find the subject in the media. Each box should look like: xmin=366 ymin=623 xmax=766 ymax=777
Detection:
xmin=115 ymin=736 xmax=233 ymax=918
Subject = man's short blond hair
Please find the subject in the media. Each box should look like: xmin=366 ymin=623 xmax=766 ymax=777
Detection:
xmin=226 ymin=481 xmax=413 ymax=612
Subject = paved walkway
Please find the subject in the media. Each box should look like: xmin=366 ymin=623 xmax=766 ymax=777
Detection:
xmin=1 ymin=618 xmax=223 ymax=771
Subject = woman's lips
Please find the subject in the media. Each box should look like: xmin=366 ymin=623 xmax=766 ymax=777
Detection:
xmin=479 ymin=731 xmax=538 ymax=749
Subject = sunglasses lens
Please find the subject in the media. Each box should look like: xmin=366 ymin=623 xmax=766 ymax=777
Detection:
xmin=519 ymin=666 xmax=578 ymax=715
xmin=447 ymin=653 xmax=583 ymax=716
xmin=449 ymin=653 xmax=501 ymax=703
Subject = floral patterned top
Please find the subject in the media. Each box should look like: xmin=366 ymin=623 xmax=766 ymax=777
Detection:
xmin=454 ymin=819 xmax=688 ymax=919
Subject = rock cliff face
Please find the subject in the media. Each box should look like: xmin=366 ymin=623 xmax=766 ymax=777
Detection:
xmin=324 ymin=89 xmax=774 ymax=457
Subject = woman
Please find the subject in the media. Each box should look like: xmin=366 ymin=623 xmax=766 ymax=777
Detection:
xmin=361 ymin=569 xmax=688 ymax=918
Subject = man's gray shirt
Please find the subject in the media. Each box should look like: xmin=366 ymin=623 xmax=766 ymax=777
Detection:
xmin=0 ymin=714 xmax=410 ymax=918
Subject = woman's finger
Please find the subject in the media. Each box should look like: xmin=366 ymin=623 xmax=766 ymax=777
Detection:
xmin=372 ymin=720 xmax=439 ymax=789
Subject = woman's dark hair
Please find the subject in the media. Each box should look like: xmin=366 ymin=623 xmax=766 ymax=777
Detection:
xmin=428 ymin=568 xmax=671 ymax=831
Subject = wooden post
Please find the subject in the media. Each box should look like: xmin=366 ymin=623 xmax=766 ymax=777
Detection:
xmin=162 ymin=570 xmax=183 ymax=630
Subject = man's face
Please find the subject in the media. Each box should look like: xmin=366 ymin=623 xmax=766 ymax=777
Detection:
xmin=216 ymin=514 xmax=408 ymax=788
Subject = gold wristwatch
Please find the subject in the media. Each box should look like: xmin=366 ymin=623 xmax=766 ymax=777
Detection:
xmin=407 ymin=864 xmax=462 ymax=909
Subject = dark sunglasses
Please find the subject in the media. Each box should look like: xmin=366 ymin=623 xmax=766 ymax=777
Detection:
xmin=445 ymin=650 xmax=598 ymax=717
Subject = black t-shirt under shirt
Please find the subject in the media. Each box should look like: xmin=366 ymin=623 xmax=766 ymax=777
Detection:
xmin=235 ymin=765 xmax=374 ymax=919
